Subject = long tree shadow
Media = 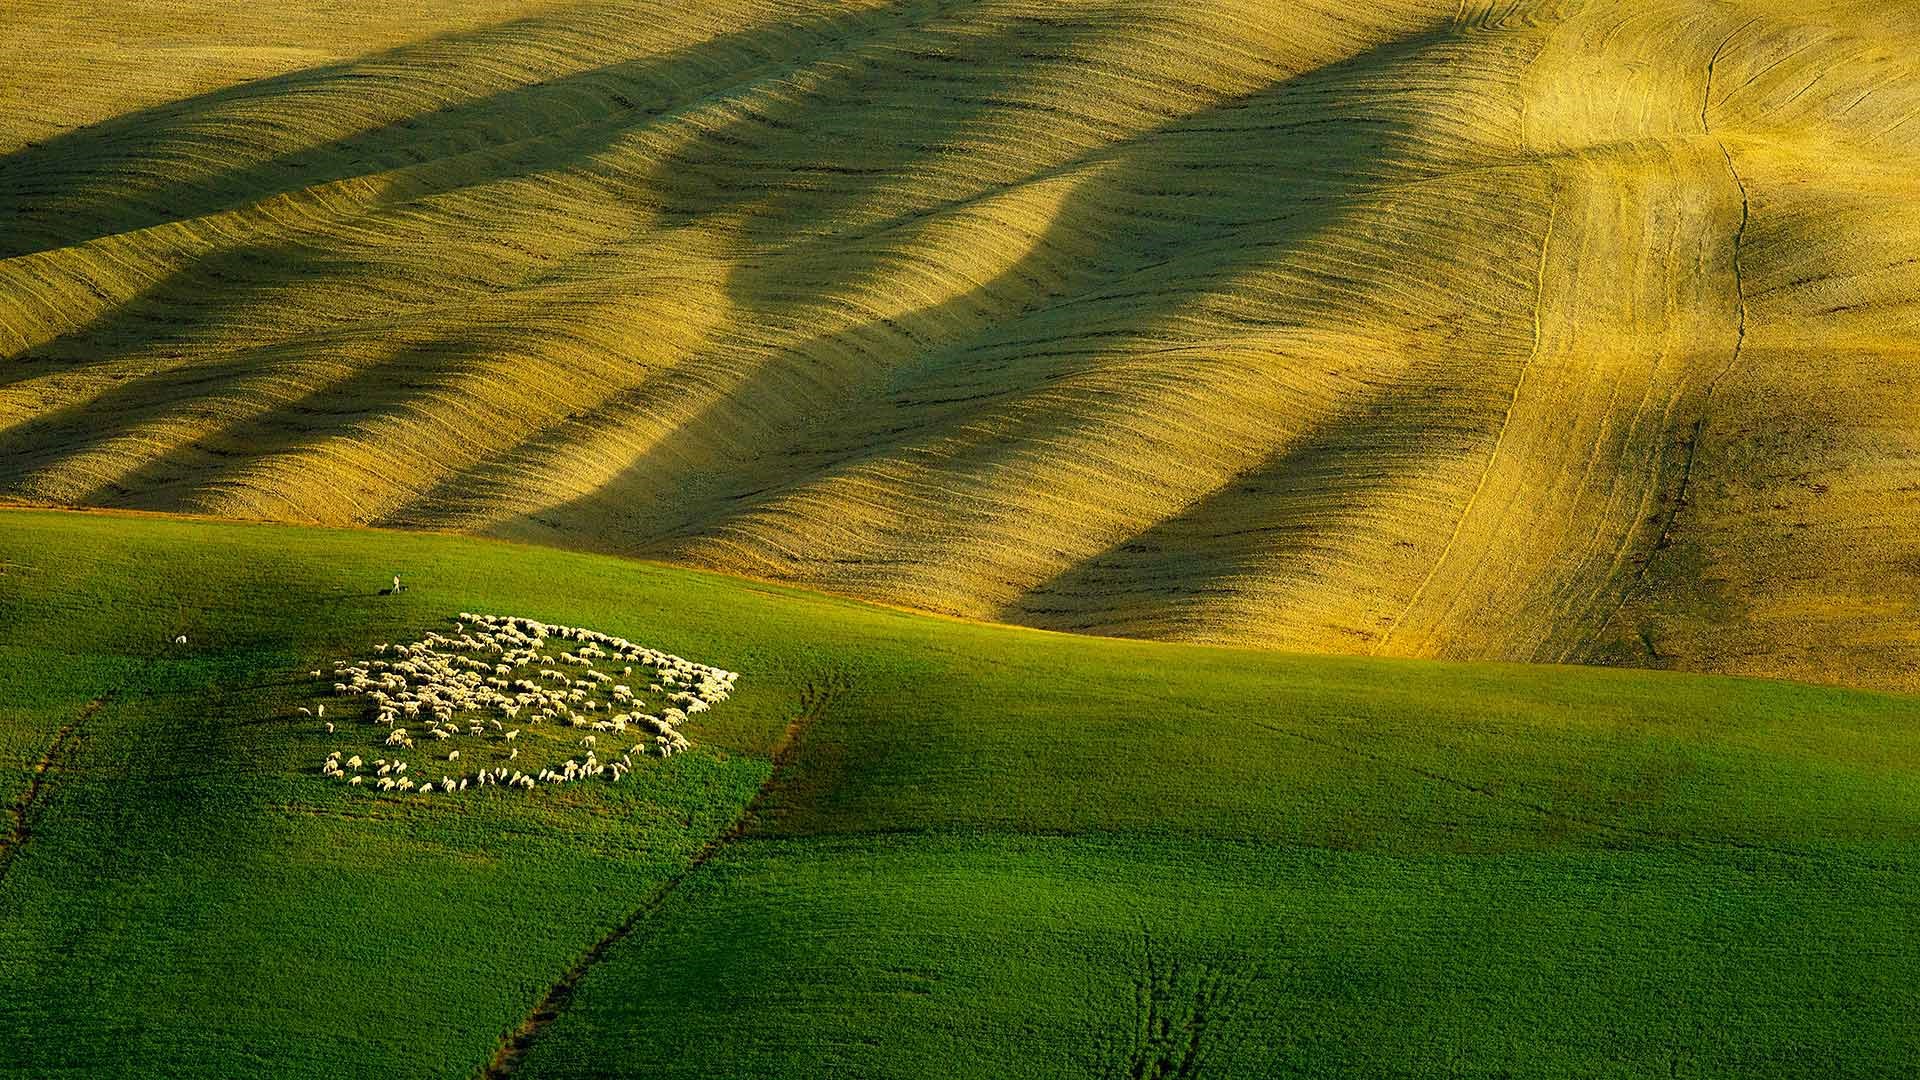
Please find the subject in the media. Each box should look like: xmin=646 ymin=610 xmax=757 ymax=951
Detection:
xmin=383 ymin=1 xmax=1232 ymax=529
xmin=0 ymin=1 xmax=993 ymax=488
xmin=0 ymin=0 xmax=976 ymax=260
xmin=0 ymin=238 xmax=380 ymax=494
xmin=1004 ymin=347 xmax=1521 ymax=644
xmin=4 ymin=4 xmax=1558 ymax=646
xmin=483 ymin=17 xmax=1519 ymax=600
xmin=1 ymin=235 xmax=375 ymax=393
xmin=101 ymin=325 xmax=533 ymax=515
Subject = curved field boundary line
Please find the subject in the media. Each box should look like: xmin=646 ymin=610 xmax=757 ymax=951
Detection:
xmin=1373 ymin=180 xmax=1558 ymax=655
xmin=478 ymin=673 xmax=848 ymax=1079
xmin=0 ymin=691 xmax=114 ymax=885
xmin=1582 ymin=41 xmax=1753 ymax=662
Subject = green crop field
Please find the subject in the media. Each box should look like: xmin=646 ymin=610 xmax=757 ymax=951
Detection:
xmin=2 ymin=508 xmax=1915 ymax=1077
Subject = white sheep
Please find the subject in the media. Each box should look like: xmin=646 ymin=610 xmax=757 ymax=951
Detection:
xmin=313 ymin=614 xmax=734 ymax=794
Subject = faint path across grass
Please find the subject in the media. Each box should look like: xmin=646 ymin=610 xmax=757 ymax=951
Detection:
xmin=0 ymin=688 xmax=120 ymax=885
xmin=480 ymin=673 xmax=848 ymax=1079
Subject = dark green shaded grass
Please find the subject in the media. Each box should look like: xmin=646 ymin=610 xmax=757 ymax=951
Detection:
xmin=749 ymin=623 xmax=1920 ymax=851
xmin=1 ymin=508 xmax=1917 ymax=1078
xmin=517 ymin=832 xmax=1920 ymax=1079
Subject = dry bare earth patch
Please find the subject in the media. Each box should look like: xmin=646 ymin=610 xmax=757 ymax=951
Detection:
xmin=1 ymin=0 xmax=1915 ymax=690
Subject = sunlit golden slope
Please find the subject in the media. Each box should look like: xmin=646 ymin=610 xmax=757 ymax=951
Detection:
xmin=2 ymin=0 xmax=1916 ymax=690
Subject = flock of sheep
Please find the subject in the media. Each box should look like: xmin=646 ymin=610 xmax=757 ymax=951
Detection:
xmin=310 ymin=612 xmax=738 ymax=796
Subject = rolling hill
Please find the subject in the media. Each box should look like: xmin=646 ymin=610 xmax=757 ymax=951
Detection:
xmin=2 ymin=507 xmax=1917 ymax=1077
xmin=3 ymin=0 xmax=1917 ymax=693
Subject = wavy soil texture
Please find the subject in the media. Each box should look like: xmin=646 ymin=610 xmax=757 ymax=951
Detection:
xmin=3 ymin=0 xmax=1916 ymax=690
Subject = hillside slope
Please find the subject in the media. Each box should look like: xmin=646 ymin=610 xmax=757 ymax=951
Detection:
xmin=2 ymin=509 xmax=1917 ymax=1077
xmin=2 ymin=0 xmax=1916 ymax=690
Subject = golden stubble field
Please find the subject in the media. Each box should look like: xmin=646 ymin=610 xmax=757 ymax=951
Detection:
xmin=2 ymin=0 xmax=1916 ymax=690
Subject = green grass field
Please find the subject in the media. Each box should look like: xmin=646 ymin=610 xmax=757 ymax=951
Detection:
xmin=2 ymin=508 xmax=1915 ymax=1077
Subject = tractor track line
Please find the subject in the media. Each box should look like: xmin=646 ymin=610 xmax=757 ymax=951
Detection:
xmin=478 ymin=675 xmax=846 ymax=1079
xmin=1584 ymin=47 xmax=1752 ymax=661
xmin=0 ymin=691 xmax=114 ymax=884
xmin=1373 ymin=178 xmax=1558 ymax=655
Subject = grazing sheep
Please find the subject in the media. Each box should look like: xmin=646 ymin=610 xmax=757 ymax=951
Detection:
xmin=313 ymin=613 xmax=736 ymax=797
